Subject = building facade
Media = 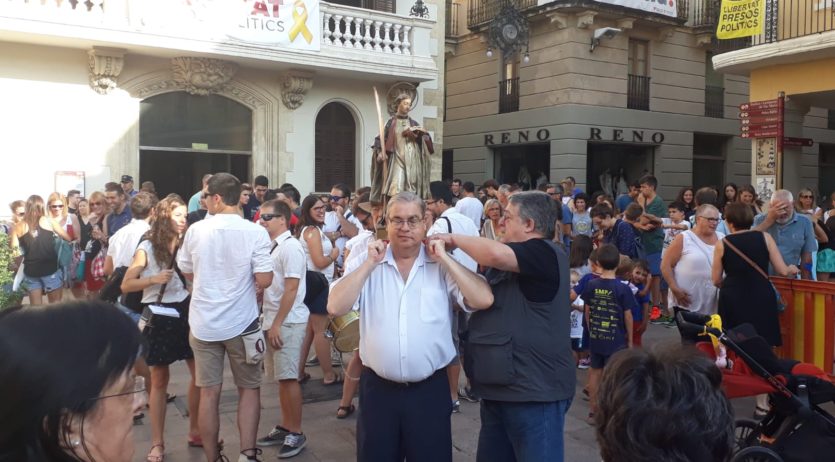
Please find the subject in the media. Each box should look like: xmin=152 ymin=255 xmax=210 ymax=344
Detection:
xmin=443 ymin=0 xmax=835 ymax=201
xmin=0 ymin=0 xmax=445 ymax=208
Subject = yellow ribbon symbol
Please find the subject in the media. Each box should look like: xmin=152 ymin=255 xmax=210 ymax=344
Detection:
xmin=289 ymin=0 xmax=313 ymax=44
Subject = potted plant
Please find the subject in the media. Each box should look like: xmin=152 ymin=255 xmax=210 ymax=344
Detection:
xmin=0 ymin=233 xmax=25 ymax=309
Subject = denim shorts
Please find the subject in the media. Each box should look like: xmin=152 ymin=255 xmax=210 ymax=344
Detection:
xmin=647 ymin=252 xmax=662 ymax=276
xmin=23 ymin=268 xmax=63 ymax=293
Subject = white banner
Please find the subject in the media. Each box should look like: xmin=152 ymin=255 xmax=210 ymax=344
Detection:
xmin=226 ymin=0 xmax=321 ymax=50
xmin=593 ymin=0 xmax=678 ymax=18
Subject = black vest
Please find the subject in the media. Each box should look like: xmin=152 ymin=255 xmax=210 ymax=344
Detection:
xmin=464 ymin=239 xmax=575 ymax=402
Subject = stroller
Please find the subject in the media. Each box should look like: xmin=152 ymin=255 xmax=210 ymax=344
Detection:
xmin=676 ymin=311 xmax=835 ymax=462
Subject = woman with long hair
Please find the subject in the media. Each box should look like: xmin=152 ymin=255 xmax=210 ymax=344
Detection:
xmin=795 ymin=188 xmax=822 ymax=218
xmin=736 ymin=184 xmax=763 ymax=216
xmin=47 ymin=192 xmax=79 ymax=288
xmin=10 ymin=195 xmax=72 ymax=305
xmin=121 ymin=195 xmax=199 ymax=462
xmin=70 ymin=197 xmax=91 ymax=299
xmin=675 ymin=187 xmax=696 ymax=220
xmin=79 ymin=191 xmax=109 ymax=297
xmin=480 ymin=198 xmax=503 ymax=241
xmin=569 ymin=234 xmax=593 ymax=276
xmin=719 ymin=183 xmax=738 ymax=213
xmin=295 ymin=194 xmax=341 ymax=385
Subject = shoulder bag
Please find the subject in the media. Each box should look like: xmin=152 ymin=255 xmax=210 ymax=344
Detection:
xmin=723 ymin=235 xmax=787 ymax=312
xmin=138 ymin=245 xmax=185 ymax=334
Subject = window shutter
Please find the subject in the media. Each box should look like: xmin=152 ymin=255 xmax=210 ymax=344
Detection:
xmin=315 ymin=103 xmax=356 ymax=192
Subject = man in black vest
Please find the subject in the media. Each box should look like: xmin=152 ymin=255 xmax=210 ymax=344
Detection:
xmin=429 ymin=190 xmax=575 ymax=462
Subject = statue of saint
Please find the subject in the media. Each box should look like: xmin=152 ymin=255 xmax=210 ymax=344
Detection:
xmin=370 ymin=94 xmax=434 ymax=204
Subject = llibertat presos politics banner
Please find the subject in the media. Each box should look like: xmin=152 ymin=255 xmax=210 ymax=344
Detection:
xmin=220 ymin=0 xmax=322 ymax=50
xmin=594 ymin=0 xmax=678 ymax=18
xmin=716 ymin=0 xmax=764 ymax=39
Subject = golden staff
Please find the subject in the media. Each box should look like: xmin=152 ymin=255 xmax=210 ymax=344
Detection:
xmin=373 ymin=86 xmax=388 ymax=230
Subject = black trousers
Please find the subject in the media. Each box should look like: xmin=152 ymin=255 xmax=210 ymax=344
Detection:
xmin=357 ymin=367 xmax=453 ymax=462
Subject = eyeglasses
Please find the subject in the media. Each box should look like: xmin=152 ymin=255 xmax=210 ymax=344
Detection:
xmin=389 ymin=217 xmax=423 ymax=229
xmin=91 ymin=376 xmax=146 ymax=402
xmin=329 ymin=195 xmax=344 ymax=202
xmin=259 ymin=214 xmax=279 ymax=222
xmin=800 ymin=195 xmax=813 ymax=199
xmin=698 ymin=216 xmax=720 ymax=223
xmin=50 ymin=204 xmax=64 ymax=210
xmin=90 ymin=201 xmax=102 ymax=206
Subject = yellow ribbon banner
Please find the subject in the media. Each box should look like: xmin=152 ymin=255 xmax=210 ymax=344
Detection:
xmin=716 ymin=0 xmax=765 ymax=39
xmin=289 ymin=0 xmax=313 ymax=44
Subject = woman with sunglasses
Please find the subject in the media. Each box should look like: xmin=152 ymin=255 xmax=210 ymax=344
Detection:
xmin=9 ymin=195 xmax=72 ymax=305
xmin=121 ymin=195 xmax=199 ymax=462
xmin=80 ymin=191 xmax=109 ymax=297
xmin=69 ymin=197 xmax=91 ymax=299
xmin=0 ymin=301 xmax=146 ymax=462
xmin=295 ymin=194 xmax=341 ymax=385
xmin=48 ymin=192 xmax=80 ymax=287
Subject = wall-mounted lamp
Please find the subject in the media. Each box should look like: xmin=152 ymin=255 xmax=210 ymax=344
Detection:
xmin=590 ymin=27 xmax=621 ymax=52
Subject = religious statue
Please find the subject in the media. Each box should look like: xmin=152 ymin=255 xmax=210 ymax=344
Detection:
xmin=370 ymin=94 xmax=434 ymax=204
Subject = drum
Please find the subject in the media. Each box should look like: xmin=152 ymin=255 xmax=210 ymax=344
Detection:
xmin=328 ymin=311 xmax=360 ymax=353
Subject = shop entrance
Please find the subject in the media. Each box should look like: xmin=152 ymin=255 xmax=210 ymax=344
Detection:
xmin=586 ymin=143 xmax=654 ymax=196
xmin=493 ymin=143 xmax=550 ymax=190
xmin=139 ymin=92 xmax=252 ymax=200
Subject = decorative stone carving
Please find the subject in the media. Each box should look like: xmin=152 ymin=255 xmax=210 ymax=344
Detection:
xmin=88 ymin=47 xmax=126 ymax=95
xmin=576 ymin=11 xmax=596 ymax=29
xmin=616 ymin=18 xmax=635 ymax=30
xmin=547 ymin=12 xmax=569 ymax=29
xmin=171 ymin=57 xmax=238 ymax=96
xmin=280 ymin=71 xmax=314 ymax=110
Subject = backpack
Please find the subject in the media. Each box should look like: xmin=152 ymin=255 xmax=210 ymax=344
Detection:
xmin=611 ymin=219 xmax=646 ymax=260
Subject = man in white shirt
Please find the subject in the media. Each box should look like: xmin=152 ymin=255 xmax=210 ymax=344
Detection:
xmin=323 ymin=183 xmax=361 ymax=273
xmin=177 ymin=173 xmax=274 ymax=462
xmin=455 ymin=181 xmax=484 ymax=229
xmin=256 ymin=200 xmax=309 ymax=459
xmin=427 ymin=181 xmax=480 ymax=412
xmin=328 ymin=192 xmax=493 ymax=462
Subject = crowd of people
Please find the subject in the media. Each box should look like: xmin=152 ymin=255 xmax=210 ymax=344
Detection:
xmin=1 ymin=170 xmax=831 ymax=462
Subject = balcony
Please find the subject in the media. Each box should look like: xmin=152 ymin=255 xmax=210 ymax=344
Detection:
xmin=468 ymin=0 xmax=538 ymax=29
xmin=498 ymin=77 xmax=519 ymax=113
xmin=627 ymin=74 xmax=650 ymax=111
xmin=704 ymin=85 xmax=724 ymax=118
xmin=446 ymin=1 xmax=459 ymax=37
xmin=686 ymin=0 xmax=718 ymax=29
xmin=0 ymin=0 xmax=437 ymax=81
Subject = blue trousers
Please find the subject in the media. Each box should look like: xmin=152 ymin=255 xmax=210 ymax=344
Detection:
xmin=476 ymin=398 xmax=572 ymax=462
xmin=357 ymin=367 xmax=452 ymax=462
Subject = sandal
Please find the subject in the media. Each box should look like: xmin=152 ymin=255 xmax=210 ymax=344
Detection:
xmin=147 ymin=443 xmax=164 ymax=462
xmin=336 ymin=404 xmax=356 ymax=419
xmin=298 ymin=372 xmax=311 ymax=384
xmin=323 ymin=373 xmax=344 ymax=386
xmin=187 ymin=435 xmax=224 ymax=448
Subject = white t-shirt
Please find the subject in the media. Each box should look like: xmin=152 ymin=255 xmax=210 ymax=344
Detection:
xmin=263 ymin=231 xmax=308 ymax=327
xmin=107 ymin=219 xmax=151 ymax=268
xmin=570 ymin=295 xmax=584 ymax=339
xmin=427 ymin=208 xmax=479 ymax=272
xmin=662 ymin=218 xmax=691 ymax=252
xmin=455 ymin=196 xmax=484 ymax=229
xmin=300 ymin=225 xmax=335 ymax=283
xmin=324 ymin=209 xmax=363 ymax=267
xmin=177 ymin=213 xmax=273 ymax=342
xmin=137 ymin=240 xmax=190 ymax=304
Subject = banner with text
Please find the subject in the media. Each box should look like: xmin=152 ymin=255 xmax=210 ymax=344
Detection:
xmin=594 ymin=0 xmax=678 ymax=18
xmin=716 ymin=0 xmax=764 ymax=39
xmin=224 ymin=0 xmax=321 ymax=50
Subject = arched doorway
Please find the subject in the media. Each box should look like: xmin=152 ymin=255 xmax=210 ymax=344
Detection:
xmin=315 ymin=102 xmax=356 ymax=191
xmin=139 ymin=92 xmax=252 ymax=200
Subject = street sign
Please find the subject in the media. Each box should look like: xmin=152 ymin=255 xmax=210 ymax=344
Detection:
xmin=739 ymin=108 xmax=781 ymax=118
xmin=782 ymin=137 xmax=814 ymax=147
xmin=739 ymin=98 xmax=783 ymax=139
xmin=739 ymin=99 xmax=780 ymax=111
xmin=741 ymin=131 xmax=779 ymax=138
xmin=740 ymin=115 xmax=782 ymax=125
xmin=742 ymin=123 xmax=781 ymax=132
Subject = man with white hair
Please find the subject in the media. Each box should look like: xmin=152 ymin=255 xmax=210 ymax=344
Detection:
xmin=753 ymin=189 xmax=817 ymax=279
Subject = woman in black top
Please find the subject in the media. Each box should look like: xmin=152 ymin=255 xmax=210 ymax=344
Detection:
xmin=10 ymin=195 xmax=72 ymax=305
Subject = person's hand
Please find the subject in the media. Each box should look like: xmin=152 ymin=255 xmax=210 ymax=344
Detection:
xmin=367 ymin=239 xmax=387 ymax=264
xmin=334 ymin=204 xmax=344 ymax=216
xmin=814 ymin=208 xmax=824 ymax=220
xmin=786 ymin=264 xmax=800 ymax=277
xmin=375 ymin=150 xmax=387 ymax=163
xmin=150 ymin=269 xmax=174 ymax=285
xmin=427 ymin=234 xmax=458 ymax=252
xmin=267 ymin=323 xmax=283 ymax=349
xmin=767 ymin=200 xmax=790 ymax=222
xmin=426 ymin=238 xmax=449 ymax=263
xmin=670 ymin=286 xmax=691 ymax=307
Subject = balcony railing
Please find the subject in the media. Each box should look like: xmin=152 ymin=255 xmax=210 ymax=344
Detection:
xmin=704 ymin=85 xmax=724 ymax=118
xmin=715 ymin=0 xmax=835 ymax=53
xmin=446 ymin=1 xmax=459 ymax=37
xmin=498 ymin=77 xmax=519 ymax=114
xmin=468 ymin=0 xmax=538 ymax=29
xmin=627 ymin=74 xmax=650 ymax=111
xmin=687 ymin=0 xmax=718 ymax=28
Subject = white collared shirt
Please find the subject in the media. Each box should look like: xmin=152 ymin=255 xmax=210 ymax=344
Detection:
xmin=324 ymin=209 xmax=363 ymax=267
xmin=178 ymin=213 xmax=273 ymax=342
xmin=263 ymin=231 xmax=308 ymax=327
xmin=428 ymin=208 xmax=479 ymax=272
xmin=455 ymin=196 xmax=483 ymax=229
xmin=107 ymin=219 xmax=151 ymax=268
xmin=342 ymin=229 xmax=375 ymax=276
xmin=337 ymin=245 xmax=474 ymax=383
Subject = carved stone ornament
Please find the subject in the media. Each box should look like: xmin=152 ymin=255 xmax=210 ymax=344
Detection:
xmin=280 ymin=71 xmax=314 ymax=110
xmin=88 ymin=47 xmax=126 ymax=95
xmin=171 ymin=57 xmax=239 ymax=96
xmin=386 ymin=82 xmax=419 ymax=116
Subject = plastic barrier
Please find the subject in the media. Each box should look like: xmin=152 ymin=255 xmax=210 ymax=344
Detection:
xmin=772 ymin=277 xmax=835 ymax=376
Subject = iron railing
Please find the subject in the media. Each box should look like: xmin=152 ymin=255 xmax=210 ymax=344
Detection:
xmin=499 ymin=77 xmax=519 ymax=114
xmin=688 ymin=0 xmax=719 ymax=27
xmin=468 ymin=0 xmax=539 ymax=29
xmin=715 ymin=0 xmax=835 ymax=54
xmin=705 ymin=85 xmax=724 ymax=118
xmin=446 ymin=1 xmax=460 ymax=36
xmin=627 ymin=74 xmax=650 ymax=111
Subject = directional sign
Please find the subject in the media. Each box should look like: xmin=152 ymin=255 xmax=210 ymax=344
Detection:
xmin=782 ymin=137 xmax=813 ymax=147
xmin=742 ymin=123 xmax=781 ymax=132
xmin=739 ymin=98 xmax=783 ymax=139
xmin=741 ymin=131 xmax=779 ymax=139
xmin=740 ymin=116 xmax=782 ymax=125
xmin=739 ymin=99 xmax=780 ymax=111
xmin=739 ymin=108 xmax=781 ymax=118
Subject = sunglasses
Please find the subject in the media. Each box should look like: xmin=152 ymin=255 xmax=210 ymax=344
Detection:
xmin=800 ymin=195 xmax=813 ymax=199
xmin=15 ymin=212 xmax=24 ymax=217
xmin=259 ymin=214 xmax=279 ymax=222
xmin=90 ymin=201 xmax=102 ymax=206
xmin=50 ymin=204 xmax=64 ymax=209
xmin=330 ymin=195 xmax=344 ymax=202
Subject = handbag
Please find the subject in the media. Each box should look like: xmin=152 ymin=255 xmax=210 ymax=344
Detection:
xmin=91 ymin=246 xmax=106 ymax=280
xmin=139 ymin=245 xmax=184 ymax=334
xmin=723 ymin=236 xmax=787 ymax=312
xmin=54 ymin=235 xmax=73 ymax=269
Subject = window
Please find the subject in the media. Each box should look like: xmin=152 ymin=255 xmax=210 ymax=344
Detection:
xmin=498 ymin=54 xmax=520 ymax=113
xmin=704 ymin=51 xmax=724 ymax=118
xmin=692 ymin=134 xmax=728 ymax=189
xmin=627 ymin=40 xmax=650 ymax=110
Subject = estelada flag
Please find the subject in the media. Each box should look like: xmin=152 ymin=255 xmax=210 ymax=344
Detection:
xmin=716 ymin=0 xmax=765 ymax=39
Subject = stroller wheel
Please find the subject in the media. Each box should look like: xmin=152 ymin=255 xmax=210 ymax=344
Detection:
xmin=731 ymin=446 xmax=783 ymax=462
xmin=734 ymin=418 xmax=762 ymax=451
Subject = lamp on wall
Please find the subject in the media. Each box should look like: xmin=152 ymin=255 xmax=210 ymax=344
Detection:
xmin=484 ymin=2 xmax=530 ymax=63
xmin=590 ymin=27 xmax=621 ymax=52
